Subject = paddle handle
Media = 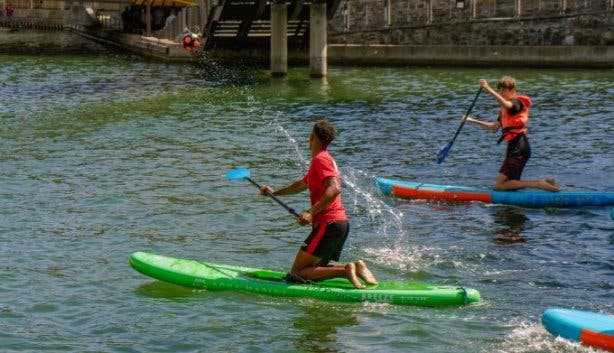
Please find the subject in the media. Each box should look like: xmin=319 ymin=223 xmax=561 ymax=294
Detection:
xmin=246 ymin=177 xmax=300 ymax=218
xmin=449 ymin=87 xmax=482 ymax=144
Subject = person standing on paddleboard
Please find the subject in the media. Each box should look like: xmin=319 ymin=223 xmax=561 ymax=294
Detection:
xmin=464 ymin=76 xmax=561 ymax=192
xmin=259 ymin=119 xmax=377 ymax=289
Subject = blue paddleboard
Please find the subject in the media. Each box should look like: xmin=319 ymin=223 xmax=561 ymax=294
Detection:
xmin=542 ymin=308 xmax=614 ymax=351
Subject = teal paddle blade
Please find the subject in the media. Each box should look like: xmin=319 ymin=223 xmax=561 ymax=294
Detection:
xmin=436 ymin=143 xmax=452 ymax=164
xmin=226 ymin=167 xmax=250 ymax=180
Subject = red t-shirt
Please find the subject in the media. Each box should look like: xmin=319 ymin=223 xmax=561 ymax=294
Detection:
xmin=303 ymin=150 xmax=347 ymax=226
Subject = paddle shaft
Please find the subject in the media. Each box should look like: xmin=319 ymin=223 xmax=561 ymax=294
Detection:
xmin=245 ymin=177 xmax=300 ymax=217
xmin=448 ymin=87 xmax=482 ymax=146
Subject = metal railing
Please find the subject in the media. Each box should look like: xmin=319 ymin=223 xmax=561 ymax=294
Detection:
xmin=335 ymin=0 xmax=613 ymax=31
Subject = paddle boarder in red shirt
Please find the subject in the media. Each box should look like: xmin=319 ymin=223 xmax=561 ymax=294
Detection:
xmin=259 ymin=119 xmax=377 ymax=289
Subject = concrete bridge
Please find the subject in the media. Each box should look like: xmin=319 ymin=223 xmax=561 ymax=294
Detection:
xmin=1 ymin=0 xmax=340 ymax=76
xmin=2 ymin=0 xmax=612 ymax=68
xmin=204 ymin=0 xmax=341 ymax=76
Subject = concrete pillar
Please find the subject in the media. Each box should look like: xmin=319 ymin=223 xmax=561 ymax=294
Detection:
xmin=515 ymin=0 xmax=521 ymax=17
xmin=146 ymin=0 xmax=151 ymax=36
xmin=198 ymin=0 xmax=206 ymax=31
xmin=270 ymin=2 xmax=287 ymax=77
xmin=426 ymin=0 xmax=433 ymax=25
xmin=180 ymin=7 xmax=186 ymax=34
xmin=309 ymin=2 xmax=327 ymax=77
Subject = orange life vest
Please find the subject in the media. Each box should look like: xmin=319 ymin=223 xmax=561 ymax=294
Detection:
xmin=498 ymin=95 xmax=530 ymax=143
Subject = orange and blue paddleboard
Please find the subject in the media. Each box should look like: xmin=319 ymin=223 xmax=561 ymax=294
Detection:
xmin=542 ymin=308 xmax=614 ymax=351
xmin=375 ymin=177 xmax=614 ymax=208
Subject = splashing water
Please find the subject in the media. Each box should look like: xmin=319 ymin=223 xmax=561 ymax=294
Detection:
xmin=492 ymin=321 xmax=596 ymax=353
xmin=272 ymin=119 xmax=308 ymax=166
xmin=270 ymin=120 xmax=436 ymax=272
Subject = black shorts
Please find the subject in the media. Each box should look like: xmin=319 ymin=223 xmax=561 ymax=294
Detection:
xmin=301 ymin=221 xmax=349 ymax=266
xmin=499 ymin=134 xmax=531 ymax=181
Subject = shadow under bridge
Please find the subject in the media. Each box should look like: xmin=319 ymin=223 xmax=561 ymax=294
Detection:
xmin=204 ymin=0 xmax=341 ymax=53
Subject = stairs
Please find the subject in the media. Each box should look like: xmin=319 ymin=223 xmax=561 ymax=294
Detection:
xmin=204 ymin=0 xmax=340 ymax=50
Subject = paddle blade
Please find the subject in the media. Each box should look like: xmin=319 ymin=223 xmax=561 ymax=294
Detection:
xmin=436 ymin=143 xmax=452 ymax=164
xmin=226 ymin=167 xmax=250 ymax=180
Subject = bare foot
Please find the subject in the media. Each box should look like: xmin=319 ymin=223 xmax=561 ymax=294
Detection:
xmin=355 ymin=260 xmax=377 ymax=285
xmin=539 ymin=178 xmax=561 ymax=192
xmin=345 ymin=263 xmax=365 ymax=289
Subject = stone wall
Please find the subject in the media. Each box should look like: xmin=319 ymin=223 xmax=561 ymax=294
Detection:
xmin=1 ymin=8 xmax=67 ymax=27
xmin=0 ymin=5 xmax=98 ymax=28
xmin=0 ymin=30 xmax=109 ymax=54
xmin=327 ymin=44 xmax=614 ymax=67
xmin=329 ymin=0 xmax=614 ymax=46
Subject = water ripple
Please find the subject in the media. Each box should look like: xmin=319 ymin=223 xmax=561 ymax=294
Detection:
xmin=0 ymin=55 xmax=612 ymax=353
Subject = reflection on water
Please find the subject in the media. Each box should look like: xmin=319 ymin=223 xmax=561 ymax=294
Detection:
xmin=492 ymin=206 xmax=529 ymax=243
xmin=134 ymin=281 xmax=202 ymax=299
xmin=292 ymin=304 xmax=359 ymax=353
xmin=309 ymin=76 xmax=330 ymax=97
xmin=1 ymin=53 xmax=612 ymax=353
xmin=194 ymin=55 xmax=269 ymax=86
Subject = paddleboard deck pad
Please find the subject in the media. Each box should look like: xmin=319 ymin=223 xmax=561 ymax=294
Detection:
xmin=542 ymin=308 xmax=614 ymax=351
xmin=130 ymin=252 xmax=480 ymax=307
xmin=375 ymin=177 xmax=614 ymax=208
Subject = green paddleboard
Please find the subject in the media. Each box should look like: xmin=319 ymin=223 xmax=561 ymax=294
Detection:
xmin=129 ymin=251 xmax=480 ymax=307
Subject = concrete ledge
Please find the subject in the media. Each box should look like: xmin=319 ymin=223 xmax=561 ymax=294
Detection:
xmin=0 ymin=29 xmax=108 ymax=54
xmin=71 ymin=27 xmax=192 ymax=62
xmin=328 ymin=44 xmax=614 ymax=68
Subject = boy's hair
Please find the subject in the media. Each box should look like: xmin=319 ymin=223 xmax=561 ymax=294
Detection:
xmin=313 ymin=119 xmax=337 ymax=147
xmin=497 ymin=76 xmax=517 ymax=90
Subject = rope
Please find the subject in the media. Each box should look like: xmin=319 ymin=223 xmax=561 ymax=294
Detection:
xmin=457 ymin=286 xmax=468 ymax=306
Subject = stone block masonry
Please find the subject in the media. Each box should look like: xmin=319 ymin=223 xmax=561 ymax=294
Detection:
xmin=329 ymin=0 xmax=614 ymax=46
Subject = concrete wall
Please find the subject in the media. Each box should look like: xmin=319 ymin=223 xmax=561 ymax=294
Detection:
xmin=0 ymin=3 xmax=98 ymax=28
xmin=328 ymin=44 xmax=614 ymax=67
xmin=0 ymin=29 xmax=108 ymax=54
xmin=1 ymin=8 xmax=67 ymax=26
xmin=329 ymin=0 xmax=614 ymax=46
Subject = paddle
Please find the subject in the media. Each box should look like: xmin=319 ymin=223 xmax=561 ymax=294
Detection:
xmin=436 ymin=87 xmax=482 ymax=164
xmin=226 ymin=167 xmax=299 ymax=217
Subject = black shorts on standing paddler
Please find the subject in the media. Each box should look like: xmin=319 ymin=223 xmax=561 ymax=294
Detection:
xmin=301 ymin=221 xmax=349 ymax=266
xmin=499 ymin=134 xmax=531 ymax=181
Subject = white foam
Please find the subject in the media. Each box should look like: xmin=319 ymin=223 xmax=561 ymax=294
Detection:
xmin=493 ymin=320 xmax=596 ymax=353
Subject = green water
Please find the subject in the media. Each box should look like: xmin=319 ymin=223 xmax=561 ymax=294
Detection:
xmin=0 ymin=53 xmax=612 ymax=353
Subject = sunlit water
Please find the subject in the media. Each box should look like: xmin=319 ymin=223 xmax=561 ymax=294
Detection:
xmin=0 ymin=52 xmax=612 ymax=353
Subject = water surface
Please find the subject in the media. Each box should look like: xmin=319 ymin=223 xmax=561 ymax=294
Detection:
xmin=1 ymin=53 xmax=613 ymax=353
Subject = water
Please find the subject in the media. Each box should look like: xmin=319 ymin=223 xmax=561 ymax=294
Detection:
xmin=0 ymin=52 xmax=613 ymax=353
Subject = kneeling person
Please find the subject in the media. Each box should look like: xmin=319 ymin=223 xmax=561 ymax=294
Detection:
xmin=259 ymin=119 xmax=377 ymax=289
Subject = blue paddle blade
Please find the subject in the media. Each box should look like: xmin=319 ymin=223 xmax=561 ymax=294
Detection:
xmin=436 ymin=143 xmax=451 ymax=164
xmin=226 ymin=167 xmax=250 ymax=180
